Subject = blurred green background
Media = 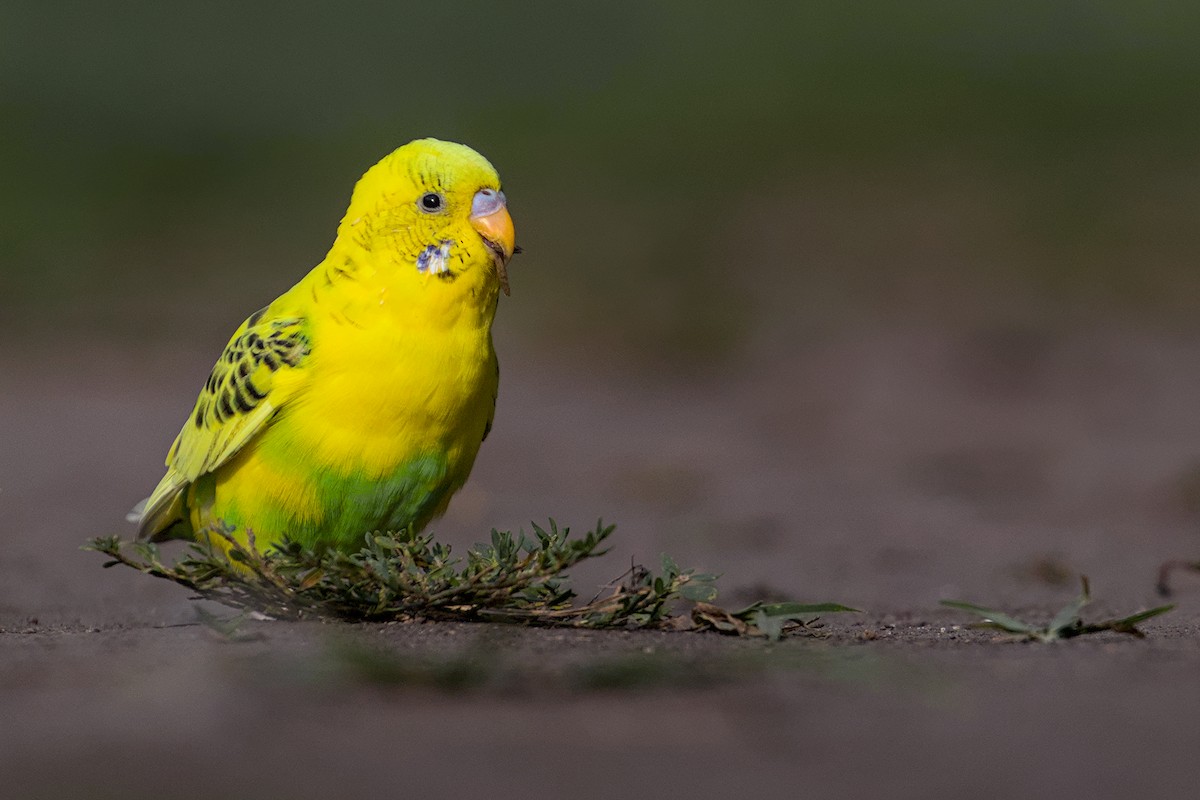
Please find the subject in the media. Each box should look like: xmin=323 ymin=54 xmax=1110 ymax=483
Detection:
xmin=4 ymin=1 xmax=1200 ymax=365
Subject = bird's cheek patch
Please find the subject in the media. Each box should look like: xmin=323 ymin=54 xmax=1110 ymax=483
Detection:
xmin=415 ymin=240 xmax=456 ymax=276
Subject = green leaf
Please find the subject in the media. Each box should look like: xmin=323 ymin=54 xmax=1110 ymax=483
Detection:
xmin=940 ymin=600 xmax=1039 ymax=634
xmin=757 ymin=602 xmax=861 ymax=616
xmin=1107 ymin=604 xmax=1175 ymax=627
xmin=732 ymin=601 xmax=861 ymax=620
xmin=679 ymin=582 xmax=719 ymax=602
xmin=1082 ymin=604 xmax=1176 ymax=638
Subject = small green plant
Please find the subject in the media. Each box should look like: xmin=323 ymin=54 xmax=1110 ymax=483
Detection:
xmin=941 ymin=577 xmax=1174 ymax=642
xmin=88 ymin=520 xmax=855 ymax=635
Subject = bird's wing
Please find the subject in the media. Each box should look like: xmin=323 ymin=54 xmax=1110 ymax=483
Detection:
xmin=136 ymin=307 xmax=310 ymax=539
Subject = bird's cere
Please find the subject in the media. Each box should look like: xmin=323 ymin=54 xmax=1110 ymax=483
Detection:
xmin=471 ymin=188 xmax=506 ymax=218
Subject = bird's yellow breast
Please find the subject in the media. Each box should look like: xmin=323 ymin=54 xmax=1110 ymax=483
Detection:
xmin=196 ymin=272 xmax=500 ymax=550
xmin=289 ymin=301 xmax=497 ymax=478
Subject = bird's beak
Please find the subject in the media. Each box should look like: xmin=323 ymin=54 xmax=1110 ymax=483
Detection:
xmin=470 ymin=189 xmax=516 ymax=295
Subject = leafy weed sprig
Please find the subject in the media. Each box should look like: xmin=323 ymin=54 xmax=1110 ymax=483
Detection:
xmin=88 ymin=520 xmax=854 ymax=635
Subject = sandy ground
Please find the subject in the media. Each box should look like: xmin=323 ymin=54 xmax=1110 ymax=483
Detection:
xmin=3 ymin=324 xmax=1200 ymax=799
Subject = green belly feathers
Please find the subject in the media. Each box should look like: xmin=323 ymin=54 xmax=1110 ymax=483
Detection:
xmin=207 ymin=452 xmax=454 ymax=552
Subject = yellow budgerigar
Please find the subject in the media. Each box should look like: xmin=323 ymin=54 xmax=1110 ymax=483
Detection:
xmin=130 ymin=138 xmax=516 ymax=554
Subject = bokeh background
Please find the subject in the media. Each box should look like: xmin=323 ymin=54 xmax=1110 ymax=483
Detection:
xmin=6 ymin=4 xmax=1200 ymax=799
xmin=8 ymin=2 xmax=1200 ymax=348
xmin=7 ymin=1 xmax=1200 ymax=608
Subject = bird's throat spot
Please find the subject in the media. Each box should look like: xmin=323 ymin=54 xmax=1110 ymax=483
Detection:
xmin=416 ymin=240 xmax=457 ymax=281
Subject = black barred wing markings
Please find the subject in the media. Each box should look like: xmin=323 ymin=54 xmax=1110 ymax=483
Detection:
xmin=163 ymin=314 xmax=310 ymax=480
xmin=192 ymin=317 xmax=309 ymax=429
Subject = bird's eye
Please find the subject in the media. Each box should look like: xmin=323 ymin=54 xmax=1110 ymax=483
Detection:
xmin=419 ymin=192 xmax=444 ymax=212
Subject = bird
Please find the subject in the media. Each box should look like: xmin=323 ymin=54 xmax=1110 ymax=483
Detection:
xmin=130 ymin=138 xmax=516 ymax=556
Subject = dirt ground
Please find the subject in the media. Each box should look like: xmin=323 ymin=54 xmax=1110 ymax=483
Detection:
xmin=4 ymin=324 xmax=1200 ymax=799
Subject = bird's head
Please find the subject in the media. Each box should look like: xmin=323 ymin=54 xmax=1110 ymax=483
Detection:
xmin=335 ymin=138 xmax=517 ymax=297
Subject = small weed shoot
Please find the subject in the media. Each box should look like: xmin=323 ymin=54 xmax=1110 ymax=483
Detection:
xmin=942 ymin=577 xmax=1174 ymax=642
